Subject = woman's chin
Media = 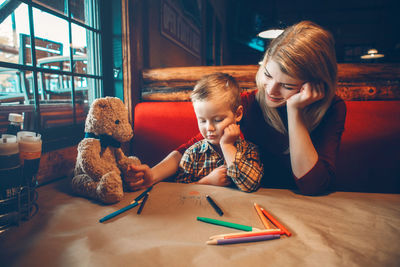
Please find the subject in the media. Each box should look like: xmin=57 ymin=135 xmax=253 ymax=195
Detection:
xmin=266 ymin=99 xmax=286 ymax=108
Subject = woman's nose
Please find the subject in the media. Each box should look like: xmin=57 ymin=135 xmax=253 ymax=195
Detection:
xmin=267 ymin=80 xmax=280 ymax=96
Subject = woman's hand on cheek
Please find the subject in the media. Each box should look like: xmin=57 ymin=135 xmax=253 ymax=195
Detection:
xmin=286 ymin=82 xmax=324 ymax=110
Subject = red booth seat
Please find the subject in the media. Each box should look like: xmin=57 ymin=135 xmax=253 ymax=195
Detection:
xmin=132 ymin=100 xmax=400 ymax=193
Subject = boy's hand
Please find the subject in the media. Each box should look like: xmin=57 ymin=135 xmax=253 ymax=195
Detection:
xmin=286 ymin=82 xmax=324 ymax=110
xmin=197 ymin=166 xmax=231 ymax=186
xmin=125 ymin=164 xmax=155 ymax=191
xmin=220 ymin=124 xmax=241 ymax=146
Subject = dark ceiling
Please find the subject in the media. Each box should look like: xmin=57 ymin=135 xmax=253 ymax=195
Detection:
xmin=226 ymin=0 xmax=400 ymax=64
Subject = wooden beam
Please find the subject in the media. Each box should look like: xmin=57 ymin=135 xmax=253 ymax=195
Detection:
xmin=141 ymin=64 xmax=400 ymax=101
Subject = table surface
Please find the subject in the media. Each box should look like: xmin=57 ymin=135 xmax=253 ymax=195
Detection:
xmin=1 ymin=178 xmax=399 ymax=267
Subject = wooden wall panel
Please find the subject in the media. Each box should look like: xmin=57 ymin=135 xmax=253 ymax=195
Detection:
xmin=141 ymin=64 xmax=400 ymax=101
xmin=36 ymin=146 xmax=77 ymax=185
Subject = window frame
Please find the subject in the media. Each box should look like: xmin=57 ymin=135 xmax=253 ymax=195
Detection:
xmin=0 ymin=0 xmax=110 ymax=152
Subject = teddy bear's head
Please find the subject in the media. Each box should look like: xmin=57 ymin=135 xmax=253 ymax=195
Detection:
xmin=85 ymin=97 xmax=133 ymax=143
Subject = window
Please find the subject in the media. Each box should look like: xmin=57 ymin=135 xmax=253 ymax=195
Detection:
xmin=0 ymin=0 xmax=103 ymax=150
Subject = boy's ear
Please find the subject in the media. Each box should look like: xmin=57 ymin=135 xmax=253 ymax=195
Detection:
xmin=235 ymin=105 xmax=243 ymax=123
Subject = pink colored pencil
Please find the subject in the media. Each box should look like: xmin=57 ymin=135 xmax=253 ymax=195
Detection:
xmin=260 ymin=207 xmax=292 ymax=237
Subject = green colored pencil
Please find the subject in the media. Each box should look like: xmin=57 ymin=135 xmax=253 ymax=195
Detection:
xmin=197 ymin=216 xmax=254 ymax=231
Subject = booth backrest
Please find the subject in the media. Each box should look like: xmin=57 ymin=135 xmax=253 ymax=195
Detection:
xmin=132 ymin=100 xmax=400 ymax=193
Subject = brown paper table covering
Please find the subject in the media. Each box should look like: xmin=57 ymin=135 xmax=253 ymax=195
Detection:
xmin=1 ymin=178 xmax=399 ymax=267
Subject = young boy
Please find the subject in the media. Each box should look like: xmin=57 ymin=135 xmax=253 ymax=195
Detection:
xmin=175 ymin=73 xmax=263 ymax=192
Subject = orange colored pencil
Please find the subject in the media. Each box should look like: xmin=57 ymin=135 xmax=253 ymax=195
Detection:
xmin=260 ymin=207 xmax=292 ymax=237
xmin=254 ymin=203 xmax=271 ymax=229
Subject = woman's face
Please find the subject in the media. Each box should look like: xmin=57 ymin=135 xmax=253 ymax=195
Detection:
xmin=259 ymin=60 xmax=304 ymax=108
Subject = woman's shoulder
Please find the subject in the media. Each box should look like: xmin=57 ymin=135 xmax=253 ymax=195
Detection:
xmin=241 ymin=89 xmax=257 ymax=101
xmin=329 ymin=95 xmax=347 ymax=115
xmin=321 ymin=95 xmax=346 ymax=127
xmin=240 ymin=90 xmax=258 ymax=111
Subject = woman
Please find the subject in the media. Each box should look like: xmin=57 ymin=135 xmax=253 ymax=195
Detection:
xmin=127 ymin=21 xmax=346 ymax=195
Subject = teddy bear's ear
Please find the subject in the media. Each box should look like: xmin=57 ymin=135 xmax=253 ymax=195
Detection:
xmin=91 ymin=99 xmax=109 ymax=121
xmin=92 ymin=98 xmax=109 ymax=109
xmin=85 ymin=98 xmax=112 ymax=133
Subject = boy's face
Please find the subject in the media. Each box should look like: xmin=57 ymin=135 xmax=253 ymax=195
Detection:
xmin=193 ymin=98 xmax=242 ymax=146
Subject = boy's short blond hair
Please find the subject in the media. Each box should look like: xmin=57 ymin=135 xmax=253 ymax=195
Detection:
xmin=191 ymin=73 xmax=242 ymax=112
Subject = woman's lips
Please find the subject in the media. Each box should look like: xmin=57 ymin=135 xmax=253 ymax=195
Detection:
xmin=266 ymin=93 xmax=283 ymax=102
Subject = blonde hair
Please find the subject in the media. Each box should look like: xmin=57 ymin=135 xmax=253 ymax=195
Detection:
xmin=255 ymin=21 xmax=337 ymax=134
xmin=191 ymin=72 xmax=242 ymax=112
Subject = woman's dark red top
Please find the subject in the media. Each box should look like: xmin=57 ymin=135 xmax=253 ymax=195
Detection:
xmin=176 ymin=90 xmax=346 ymax=195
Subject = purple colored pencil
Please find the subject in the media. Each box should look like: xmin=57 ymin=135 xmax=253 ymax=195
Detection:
xmin=207 ymin=234 xmax=280 ymax=245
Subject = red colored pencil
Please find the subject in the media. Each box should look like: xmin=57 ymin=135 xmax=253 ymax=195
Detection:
xmin=260 ymin=207 xmax=292 ymax=237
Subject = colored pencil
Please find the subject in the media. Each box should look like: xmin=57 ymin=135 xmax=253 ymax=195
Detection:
xmin=137 ymin=193 xmax=149 ymax=214
xmin=99 ymin=200 xmax=141 ymax=223
xmin=254 ymin=203 xmax=271 ymax=229
xmin=206 ymin=195 xmax=223 ymax=216
xmin=209 ymin=229 xmax=283 ymax=240
xmin=130 ymin=186 xmax=153 ymax=204
xmin=260 ymin=207 xmax=292 ymax=237
xmin=197 ymin=217 xmax=256 ymax=231
xmin=206 ymin=234 xmax=280 ymax=245
xmin=99 ymin=186 xmax=153 ymax=223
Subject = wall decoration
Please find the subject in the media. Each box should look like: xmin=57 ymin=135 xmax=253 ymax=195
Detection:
xmin=161 ymin=0 xmax=201 ymax=58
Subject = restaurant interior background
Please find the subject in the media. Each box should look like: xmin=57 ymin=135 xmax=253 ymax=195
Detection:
xmin=0 ymin=0 xmax=398 ymax=184
xmin=139 ymin=0 xmax=399 ymax=69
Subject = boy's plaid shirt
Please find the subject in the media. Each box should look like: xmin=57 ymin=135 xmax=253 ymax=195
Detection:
xmin=175 ymin=139 xmax=264 ymax=192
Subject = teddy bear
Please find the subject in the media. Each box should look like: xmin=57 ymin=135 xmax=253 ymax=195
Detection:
xmin=71 ymin=97 xmax=141 ymax=204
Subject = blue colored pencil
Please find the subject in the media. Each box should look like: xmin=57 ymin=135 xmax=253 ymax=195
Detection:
xmin=137 ymin=193 xmax=149 ymax=214
xmin=130 ymin=186 xmax=153 ymax=204
xmin=99 ymin=186 xmax=153 ymax=223
xmin=99 ymin=201 xmax=140 ymax=223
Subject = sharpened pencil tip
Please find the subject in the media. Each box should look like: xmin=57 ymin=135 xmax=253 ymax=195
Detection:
xmin=206 ymin=240 xmax=217 ymax=245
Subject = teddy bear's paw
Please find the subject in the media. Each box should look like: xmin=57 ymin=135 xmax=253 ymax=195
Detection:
xmin=128 ymin=156 xmax=141 ymax=166
xmin=96 ymin=172 xmax=124 ymax=204
xmin=71 ymin=174 xmax=98 ymax=199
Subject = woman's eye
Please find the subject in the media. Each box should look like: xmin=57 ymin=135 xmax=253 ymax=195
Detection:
xmin=115 ymin=119 xmax=120 ymax=124
xmin=264 ymin=72 xmax=272 ymax=79
xmin=282 ymin=85 xmax=296 ymax=90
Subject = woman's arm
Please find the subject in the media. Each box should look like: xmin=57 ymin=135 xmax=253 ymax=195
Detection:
xmin=287 ymin=107 xmax=319 ymax=178
xmin=286 ymin=83 xmax=346 ymax=195
xmin=286 ymin=83 xmax=322 ymax=178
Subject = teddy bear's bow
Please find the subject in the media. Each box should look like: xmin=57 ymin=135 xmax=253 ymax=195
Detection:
xmin=84 ymin=132 xmax=121 ymax=148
